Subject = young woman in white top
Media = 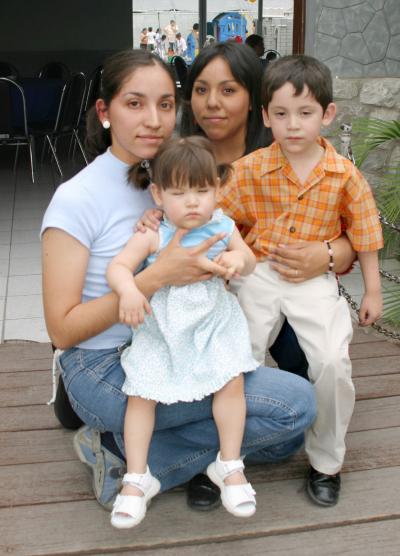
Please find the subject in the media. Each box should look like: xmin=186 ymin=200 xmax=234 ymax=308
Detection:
xmin=42 ymin=49 xmax=316 ymax=512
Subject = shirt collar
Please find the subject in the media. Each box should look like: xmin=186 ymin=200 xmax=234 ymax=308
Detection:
xmin=260 ymin=136 xmax=348 ymax=176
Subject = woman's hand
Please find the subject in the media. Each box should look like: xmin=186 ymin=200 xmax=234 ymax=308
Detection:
xmin=267 ymin=240 xmax=331 ymax=283
xmin=148 ymin=228 xmax=229 ymax=287
xmin=267 ymin=235 xmax=356 ymax=283
xmin=135 ymin=208 xmax=163 ymax=233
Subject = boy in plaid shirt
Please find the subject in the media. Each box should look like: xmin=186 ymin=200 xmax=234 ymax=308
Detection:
xmin=220 ymin=55 xmax=383 ymax=507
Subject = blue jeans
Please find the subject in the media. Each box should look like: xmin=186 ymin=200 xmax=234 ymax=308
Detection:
xmin=59 ymin=347 xmax=316 ymax=491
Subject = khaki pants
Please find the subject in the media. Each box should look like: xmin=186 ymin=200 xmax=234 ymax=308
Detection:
xmin=230 ymin=261 xmax=355 ymax=474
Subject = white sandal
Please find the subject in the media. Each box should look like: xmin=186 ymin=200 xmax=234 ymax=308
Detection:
xmin=207 ymin=452 xmax=256 ymax=517
xmin=110 ymin=467 xmax=160 ymax=529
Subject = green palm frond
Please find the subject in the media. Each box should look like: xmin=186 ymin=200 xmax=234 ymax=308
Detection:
xmin=377 ymin=169 xmax=400 ymax=224
xmin=380 ymin=226 xmax=400 ymax=260
xmin=351 ymin=118 xmax=400 ymax=166
xmin=351 ymin=117 xmax=400 ymax=332
xmin=382 ymin=284 xmax=400 ymax=327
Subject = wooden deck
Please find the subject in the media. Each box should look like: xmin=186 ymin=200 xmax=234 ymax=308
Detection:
xmin=1 ymin=328 xmax=400 ymax=555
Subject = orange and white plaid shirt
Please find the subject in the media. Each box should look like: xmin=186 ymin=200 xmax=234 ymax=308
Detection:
xmin=219 ymin=137 xmax=383 ymax=260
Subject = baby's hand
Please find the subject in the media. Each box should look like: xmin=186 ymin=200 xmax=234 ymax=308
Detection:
xmin=119 ymin=291 xmax=152 ymax=328
xmin=135 ymin=208 xmax=163 ymax=233
xmin=214 ymin=251 xmax=245 ymax=281
xmin=359 ymin=291 xmax=383 ymax=326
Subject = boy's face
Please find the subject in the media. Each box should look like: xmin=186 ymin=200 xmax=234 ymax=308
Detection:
xmin=262 ymin=83 xmax=336 ymax=157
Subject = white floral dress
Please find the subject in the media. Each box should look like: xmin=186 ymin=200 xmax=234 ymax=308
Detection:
xmin=121 ymin=210 xmax=258 ymax=404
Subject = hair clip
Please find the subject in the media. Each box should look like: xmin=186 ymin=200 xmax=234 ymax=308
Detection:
xmin=140 ymin=159 xmax=152 ymax=179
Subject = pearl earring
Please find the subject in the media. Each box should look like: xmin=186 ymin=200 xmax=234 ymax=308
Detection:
xmin=102 ymin=120 xmax=111 ymax=129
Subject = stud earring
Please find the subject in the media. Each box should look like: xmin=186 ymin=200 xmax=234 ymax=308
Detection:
xmin=102 ymin=120 xmax=111 ymax=129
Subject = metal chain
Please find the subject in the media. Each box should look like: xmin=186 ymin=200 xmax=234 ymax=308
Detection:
xmin=338 ymin=123 xmax=400 ymax=340
xmin=338 ymin=283 xmax=400 ymax=341
xmin=380 ymin=268 xmax=400 ymax=284
xmin=379 ymin=212 xmax=400 ymax=233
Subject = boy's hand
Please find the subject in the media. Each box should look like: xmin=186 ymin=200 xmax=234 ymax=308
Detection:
xmin=119 ymin=291 xmax=152 ymax=328
xmin=214 ymin=251 xmax=245 ymax=281
xmin=358 ymin=291 xmax=383 ymax=326
xmin=135 ymin=209 xmax=163 ymax=233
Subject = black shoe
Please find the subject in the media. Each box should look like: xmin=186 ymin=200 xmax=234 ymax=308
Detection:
xmin=306 ymin=466 xmax=341 ymax=507
xmin=186 ymin=473 xmax=221 ymax=511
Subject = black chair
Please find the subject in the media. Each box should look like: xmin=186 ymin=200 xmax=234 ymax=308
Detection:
xmin=38 ymin=61 xmax=71 ymax=81
xmin=171 ymin=56 xmax=188 ymax=94
xmin=84 ymin=65 xmax=103 ymax=111
xmin=32 ymin=72 xmax=88 ymax=177
xmin=0 ymin=62 xmax=19 ymax=78
xmin=0 ymin=77 xmax=36 ymax=182
xmin=74 ymin=65 xmax=103 ymax=157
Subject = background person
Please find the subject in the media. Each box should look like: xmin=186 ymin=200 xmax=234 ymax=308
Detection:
xmin=155 ymin=33 xmax=168 ymax=61
xmin=164 ymin=19 xmax=178 ymax=53
xmin=245 ymin=34 xmax=265 ymax=57
xmin=147 ymin=26 xmax=156 ymax=52
xmin=186 ymin=23 xmax=199 ymax=63
xmin=175 ymin=32 xmax=187 ymax=58
xmin=139 ymin=28 xmax=148 ymax=50
xmin=245 ymin=34 xmax=268 ymax=70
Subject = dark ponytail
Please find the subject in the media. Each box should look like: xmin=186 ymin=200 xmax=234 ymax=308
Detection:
xmin=128 ymin=161 xmax=153 ymax=190
xmin=217 ymin=162 xmax=233 ymax=186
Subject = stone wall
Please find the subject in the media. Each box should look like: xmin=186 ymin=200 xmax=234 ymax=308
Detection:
xmin=306 ymin=0 xmax=400 ymax=77
xmin=305 ymin=0 xmax=400 ymax=184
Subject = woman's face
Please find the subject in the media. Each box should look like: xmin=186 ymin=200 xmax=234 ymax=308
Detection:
xmin=98 ymin=64 xmax=176 ymax=165
xmin=190 ymin=57 xmax=250 ymax=146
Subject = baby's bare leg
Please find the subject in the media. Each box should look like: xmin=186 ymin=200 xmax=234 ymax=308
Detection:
xmin=212 ymin=374 xmax=247 ymax=486
xmin=123 ymin=396 xmax=157 ymax=496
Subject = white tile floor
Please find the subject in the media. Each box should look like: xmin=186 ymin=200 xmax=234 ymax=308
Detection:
xmin=1 ymin=154 xmax=398 ymax=344
xmin=0 ymin=177 xmax=54 ymax=342
xmin=0 ymin=150 xmax=82 ymax=343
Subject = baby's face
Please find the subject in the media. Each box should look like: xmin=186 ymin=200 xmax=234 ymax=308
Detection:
xmin=152 ymin=183 xmax=218 ymax=230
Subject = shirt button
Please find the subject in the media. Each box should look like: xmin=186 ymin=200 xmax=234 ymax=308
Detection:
xmin=289 ymin=226 xmax=296 ymax=233
xmin=298 ymin=194 xmax=304 ymax=200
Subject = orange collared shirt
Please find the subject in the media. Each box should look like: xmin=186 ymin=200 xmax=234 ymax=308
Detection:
xmin=219 ymin=137 xmax=383 ymax=260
